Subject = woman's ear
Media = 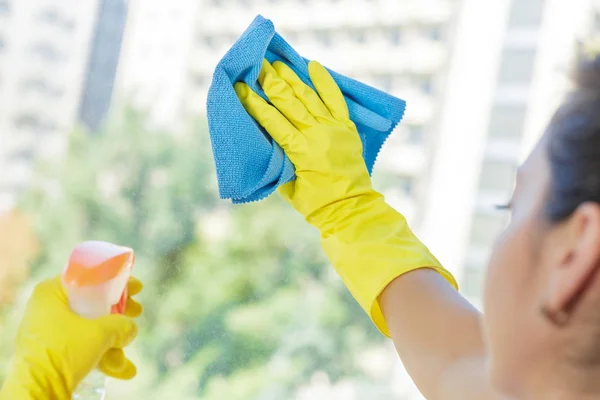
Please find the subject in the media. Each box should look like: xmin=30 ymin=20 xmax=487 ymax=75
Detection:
xmin=542 ymin=202 xmax=600 ymax=325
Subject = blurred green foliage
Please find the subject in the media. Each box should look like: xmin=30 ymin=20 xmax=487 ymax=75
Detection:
xmin=0 ymin=107 xmax=391 ymax=399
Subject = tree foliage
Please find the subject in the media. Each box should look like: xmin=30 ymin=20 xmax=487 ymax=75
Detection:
xmin=1 ymin=108 xmax=392 ymax=399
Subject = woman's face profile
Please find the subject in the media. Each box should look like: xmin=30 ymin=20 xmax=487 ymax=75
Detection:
xmin=482 ymin=125 xmax=600 ymax=396
xmin=482 ymin=135 xmax=555 ymax=393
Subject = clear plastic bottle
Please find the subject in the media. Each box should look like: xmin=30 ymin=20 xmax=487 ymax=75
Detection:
xmin=71 ymin=370 xmax=108 ymax=400
xmin=62 ymin=241 xmax=135 ymax=400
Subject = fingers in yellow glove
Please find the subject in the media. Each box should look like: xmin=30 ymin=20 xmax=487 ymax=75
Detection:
xmin=128 ymin=276 xmax=143 ymax=296
xmin=95 ymin=315 xmax=138 ymax=380
xmin=271 ymin=62 xmax=331 ymax=119
xmin=235 ymin=78 xmax=300 ymax=202
xmin=94 ymin=276 xmax=142 ymax=379
xmin=99 ymin=348 xmax=137 ymax=380
xmin=235 ymin=60 xmax=357 ymax=162
xmin=125 ymin=276 xmax=144 ymax=318
xmin=125 ymin=298 xmax=143 ymax=318
xmin=234 ymin=81 xmax=298 ymax=151
xmin=258 ymin=60 xmax=318 ymax=130
xmin=96 ymin=312 xmax=138 ymax=351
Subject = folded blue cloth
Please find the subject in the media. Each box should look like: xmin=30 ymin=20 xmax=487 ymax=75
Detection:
xmin=206 ymin=15 xmax=406 ymax=204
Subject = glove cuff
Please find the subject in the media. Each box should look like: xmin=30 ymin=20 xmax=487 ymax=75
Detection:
xmin=319 ymin=196 xmax=458 ymax=337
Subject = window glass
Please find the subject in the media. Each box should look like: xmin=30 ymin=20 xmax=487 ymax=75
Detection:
xmin=0 ymin=1 xmax=570 ymax=399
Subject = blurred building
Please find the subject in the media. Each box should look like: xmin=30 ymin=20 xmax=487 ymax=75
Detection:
xmin=115 ymin=0 xmax=199 ymax=128
xmin=78 ymin=0 xmax=128 ymax=132
xmin=182 ymin=0 xmax=459 ymax=226
xmin=112 ymin=0 xmax=600 ymax=302
xmin=420 ymin=0 xmax=600 ymax=307
xmin=0 ymin=0 xmax=128 ymax=213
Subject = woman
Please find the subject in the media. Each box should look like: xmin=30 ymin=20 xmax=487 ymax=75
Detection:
xmin=233 ymin=48 xmax=600 ymax=399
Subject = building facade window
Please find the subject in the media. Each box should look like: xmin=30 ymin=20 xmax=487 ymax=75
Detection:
xmin=409 ymin=74 xmax=434 ymax=94
xmin=0 ymin=0 xmax=10 ymax=14
xmin=192 ymin=74 xmax=208 ymax=87
xmin=424 ymin=25 xmax=442 ymax=41
xmin=200 ymin=35 xmax=218 ymax=49
xmin=38 ymin=8 xmax=60 ymax=23
xmin=20 ymin=78 xmax=65 ymax=98
xmin=497 ymin=48 xmax=537 ymax=84
xmin=13 ymin=113 xmax=57 ymax=133
xmin=420 ymin=77 xmax=433 ymax=94
xmin=397 ymin=176 xmax=415 ymax=197
xmin=386 ymin=26 xmax=403 ymax=45
xmin=374 ymin=74 xmax=393 ymax=92
xmin=461 ymin=262 xmax=484 ymax=299
xmin=507 ymin=0 xmax=546 ymax=28
xmin=7 ymin=148 xmax=35 ymax=162
xmin=478 ymin=160 xmax=516 ymax=193
xmin=488 ymin=104 xmax=527 ymax=139
xmin=407 ymin=125 xmax=425 ymax=145
xmin=30 ymin=41 xmax=64 ymax=63
xmin=469 ymin=213 xmax=509 ymax=246
xmin=349 ymin=28 xmax=366 ymax=44
xmin=315 ymin=30 xmax=332 ymax=47
xmin=37 ymin=8 xmax=74 ymax=31
xmin=594 ymin=12 xmax=600 ymax=31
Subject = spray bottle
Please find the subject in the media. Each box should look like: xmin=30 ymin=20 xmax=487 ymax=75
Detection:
xmin=61 ymin=241 xmax=135 ymax=400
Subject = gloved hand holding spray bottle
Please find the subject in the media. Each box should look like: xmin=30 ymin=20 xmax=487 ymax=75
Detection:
xmin=62 ymin=241 xmax=135 ymax=400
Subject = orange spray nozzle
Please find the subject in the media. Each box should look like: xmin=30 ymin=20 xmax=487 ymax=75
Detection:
xmin=63 ymin=241 xmax=135 ymax=315
xmin=63 ymin=241 xmax=134 ymax=287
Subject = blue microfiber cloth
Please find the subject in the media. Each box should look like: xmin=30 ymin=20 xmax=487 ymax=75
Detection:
xmin=206 ymin=15 xmax=406 ymax=204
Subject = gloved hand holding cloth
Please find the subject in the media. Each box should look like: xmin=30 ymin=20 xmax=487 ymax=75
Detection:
xmin=235 ymin=60 xmax=458 ymax=336
xmin=0 ymin=276 xmax=143 ymax=399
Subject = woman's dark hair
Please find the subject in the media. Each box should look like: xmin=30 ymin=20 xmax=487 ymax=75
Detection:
xmin=545 ymin=48 xmax=600 ymax=222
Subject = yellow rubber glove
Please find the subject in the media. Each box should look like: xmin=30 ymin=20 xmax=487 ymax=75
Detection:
xmin=235 ymin=60 xmax=457 ymax=336
xmin=0 ymin=276 xmax=143 ymax=400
